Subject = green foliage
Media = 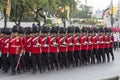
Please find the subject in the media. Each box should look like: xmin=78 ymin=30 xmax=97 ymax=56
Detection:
xmin=46 ymin=19 xmax=52 ymax=24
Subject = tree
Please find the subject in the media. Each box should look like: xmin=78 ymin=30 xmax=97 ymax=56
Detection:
xmin=10 ymin=0 xmax=28 ymax=26
xmin=0 ymin=0 xmax=9 ymax=28
xmin=79 ymin=4 xmax=93 ymax=18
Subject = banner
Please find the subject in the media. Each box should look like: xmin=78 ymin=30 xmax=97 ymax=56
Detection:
xmin=6 ymin=0 xmax=11 ymax=16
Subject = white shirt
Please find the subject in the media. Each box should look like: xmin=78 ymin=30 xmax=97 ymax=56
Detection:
xmin=113 ymin=33 xmax=119 ymax=42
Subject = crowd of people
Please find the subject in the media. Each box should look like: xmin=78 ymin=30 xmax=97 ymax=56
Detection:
xmin=0 ymin=25 xmax=116 ymax=75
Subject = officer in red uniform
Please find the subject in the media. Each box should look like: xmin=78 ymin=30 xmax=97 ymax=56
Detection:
xmin=67 ymin=27 xmax=75 ymax=67
xmin=80 ymin=27 xmax=88 ymax=65
xmin=31 ymin=25 xmax=42 ymax=74
xmin=24 ymin=27 xmax=33 ymax=71
xmin=41 ymin=26 xmax=50 ymax=71
xmin=1 ymin=28 xmax=11 ymax=73
xmin=58 ymin=27 xmax=68 ymax=69
xmin=8 ymin=25 xmax=23 ymax=75
xmin=74 ymin=27 xmax=81 ymax=67
xmin=49 ymin=27 xmax=59 ymax=70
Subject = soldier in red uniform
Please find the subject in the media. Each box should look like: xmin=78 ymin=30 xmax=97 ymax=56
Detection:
xmin=74 ymin=27 xmax=81 ymax=67
xmin=92 ymin=28 xmax=100 ymax=63
xmin=41 ymin=26 xmax=50 ymax=71
xmin=31 ymin=25 xmax=42 ymax=74
xmin=108 ymin=28 xmax=114 ymax=61
xmin=24 ymin=27 xmax=33 ymax=71
xmin=58 ymin=27 xmax=68 ymax=69
xmin=1 ymin=28 xmax=11 ymax=73
xmin=87 ymin=28 xmax=94 ymax=64
xmin=67 ymin=27 xmax=75 ymax=67
xmin=8 ymin=25 xmax=23 ymax=75
xmin=103 ymin=27 xmax=110 ymax=62
xmin=18 ymin=26 xmax=26 ymax=72
xmin=98 ymin=28 xmax=106 ymax=62
xmin=80 ymin=27 xmax=89 ymax=65
xmin=0 ymin=28 xmax=4 ymax=69
xmin=49 ymin=27 xmax=59 ymax=70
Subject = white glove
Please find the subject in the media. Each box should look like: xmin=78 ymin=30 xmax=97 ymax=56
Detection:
xmin=20 ymin=53 xmax=22 ymax=57
xmin=0 ymin=51 xmax=2 ymax=57
xmin=29 ymin=52 xmax=31 ymax=56
xmin=7 ymin=53 xmax=9 ymax=57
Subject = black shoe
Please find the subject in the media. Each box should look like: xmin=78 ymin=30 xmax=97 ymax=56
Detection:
xmin=32 ymin=70 xmax=36 ymax=74
xmin=3 ymin=69 xmax=8 ymax=73
xmin=11 ymin=71 xmax=16 ymax=75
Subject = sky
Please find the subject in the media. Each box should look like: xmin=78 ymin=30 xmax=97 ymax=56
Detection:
xmin=79 ymin=0 xmax=118 ymax=12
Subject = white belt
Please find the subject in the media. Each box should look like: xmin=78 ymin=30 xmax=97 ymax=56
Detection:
xmin=11 ymin=45 xmax=20 ymax=47
xmin=33 ymin=45 xmax=39 ymax=47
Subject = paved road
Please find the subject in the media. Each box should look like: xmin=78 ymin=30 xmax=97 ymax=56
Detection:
xmin=0 ymin=50 xmax=120 ymax=80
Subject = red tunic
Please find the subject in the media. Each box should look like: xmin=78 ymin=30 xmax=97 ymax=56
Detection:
xmin=48 ymin=36 xmax=59 ymax=53
xmin=41 ymin=36 xmax=49 ymax=53
xmin=8 ymin=37 xmax=23 ymax=54
xmin=109 ymin=35 xmax=114 ymax=48
xmin=92 ymin=35 xmax=98 ymax=49
xmin=87 ymin=36 xmax=93 ymax=50
xmin=0 ymin=37 xmax=4 ymax=51
xmin=31 ymin=37 xmax=42 ymax=54
xmin=74 ymin=36 xmax=81 ymax=51
xmin=67 ymin=36 xmax=75 ymax=52
xmin=104 ymin=35 xmax=109 ymax=48
xmin=98 ymin=35 xmax=104 ymax=49
xmin=1 ymin=38 xmax=9 ymax=54
xmin=24 ymin=36 xmax=32 ymax=53
xmin=58 ymin=36 xmax=68 ymax=53
xmin=80 ymin=35 xmax=88 ymax=50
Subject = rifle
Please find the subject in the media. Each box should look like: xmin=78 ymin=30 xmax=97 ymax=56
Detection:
xmin=15 ymin=28 xmax=27 ymax=70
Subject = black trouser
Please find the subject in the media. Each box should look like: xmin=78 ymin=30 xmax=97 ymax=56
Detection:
xmin=0 ymin=57 xmax=2 ymax=69
xmin=10 ymin=54 xmax=19 ymax=73
xmin=49 ymin=53 xmax=58 ymax=70
xmin=81 ymin=50 xmax=88 ymax=65
xmin=99 ymin=48 xmax=106 ymax=62
xmin=24 ymin=53 xmax=32 ymax=70
xmin=119 ymin=42 xmax=120 ymax=48
xmin=67 ymin=51 xmax=75 ymax=67
xmin=74 ymin=51 xmax=81 ymax=66
xmin=58 ymin=52 xmax=68 ymax=68
xmin=93 ymin=49 xmax=100 ymax=63
xmin=109 ymin=47 xmax=114 ymax=61
xmin=31 ymin=54 xmax=42 ymax=72
xmin=114 ymin=42 xmax=118 ymax=50
xmin=1 ymin=54 xmax=10 ymax=72
xmin=41 ymin=53 xmax=50 ymax=71
xmin=88 ymin=50 xmax=94 ymax=64
xmin=0 ymin=52 xmax=2 ymax=69
xmin=104 ymin=48 xmax=110 ymax=62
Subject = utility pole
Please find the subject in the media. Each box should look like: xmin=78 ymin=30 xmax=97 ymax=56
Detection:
xmin=118 ymin=0 xmax=120 ymax=27
xmin=111 ymin=0 xmax=113 ymax=27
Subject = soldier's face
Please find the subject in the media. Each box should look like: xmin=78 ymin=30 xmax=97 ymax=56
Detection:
xmin=34 ymin=33 xmax=38 ymax=36
xmin=19 ymin=33 xmax=23 ymax=37
xmin=12 ymin=32 xmax=18 ymax=37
